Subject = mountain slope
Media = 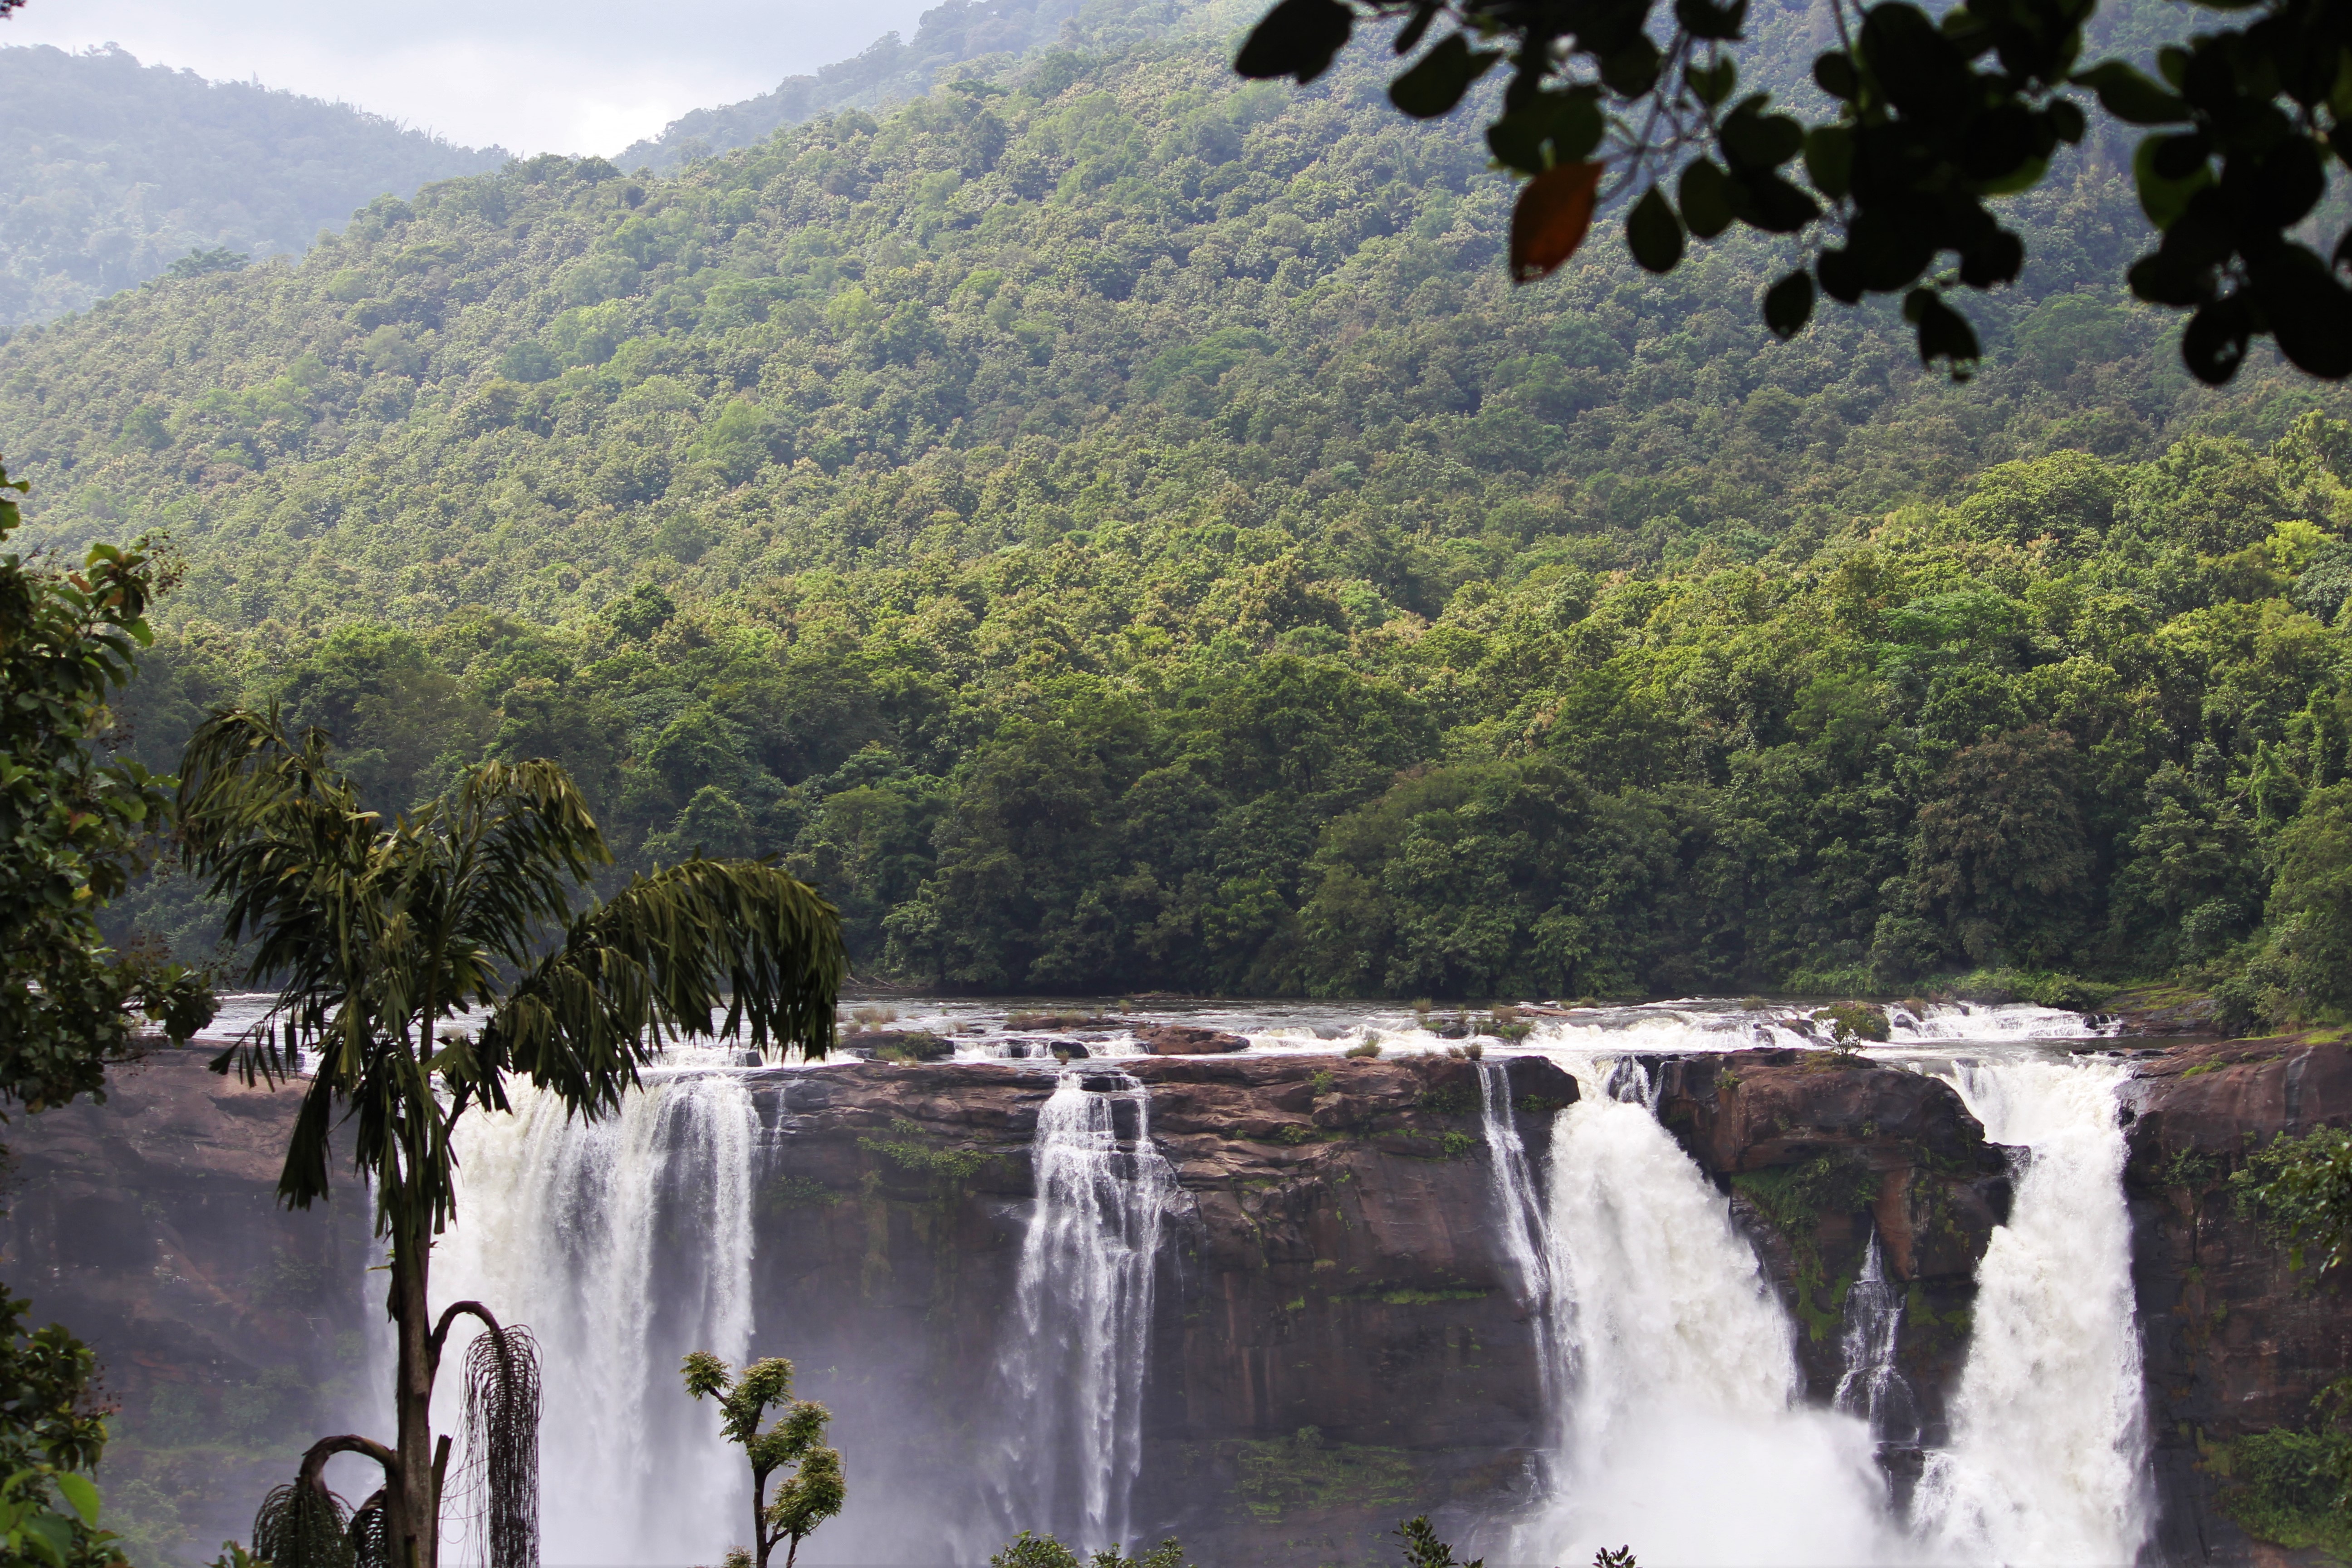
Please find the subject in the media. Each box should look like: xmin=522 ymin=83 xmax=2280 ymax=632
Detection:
xmin=0 ymin=43 xmax=505 ymax=327
xmin=617 ymin=0 xmax=1093 ymax=172
xmin=4 ymin=0 xmax=2351 ymax=1005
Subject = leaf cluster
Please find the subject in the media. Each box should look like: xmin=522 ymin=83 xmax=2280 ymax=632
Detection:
xmin=0 ymin=458 xmax=212 ymax=1115
xmin=175 ymin=706 xmax=844 ymax=1236
xmin=680 ymin=1353 xmax=844 ymax=1568
xmin=0 ymin=1286 xmax=125 ymax=1568
xmin=1237 ymin=0 xmax=2352 ymax=384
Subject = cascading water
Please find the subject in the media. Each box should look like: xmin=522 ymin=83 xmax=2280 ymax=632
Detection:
xmin=432 ymin=1068 xmax=759 ymax=1567
xmin=1475 ymin=1060 xmax=1552 ymax=1317
xmin=983 ymin=1070 xmax=1177 ymax=1553
xmin=1913 ymin=1058 xmax=2151 ymax=1565
xmin=1513 ymin=1058 xmax=1893 ymax=1568
xmin=1834 ymin=1231 xmax=1921 ymax=1453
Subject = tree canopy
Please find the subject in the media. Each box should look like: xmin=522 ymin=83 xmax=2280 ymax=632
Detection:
xmin=0 ymin=458 xmax=209 ymax=1111
xmin=0 ymin=0 xmax=2347 ymax=1019
xmin=1238 ymin=0 xmax=2352 ymax=384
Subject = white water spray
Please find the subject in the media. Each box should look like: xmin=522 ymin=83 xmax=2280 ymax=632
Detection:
xmin=985 ymin=1071 xmax=1177 ymax=1553
xmin=1476 ymin=1061 xmax=1552 ymax=1314
xmin=434 ymin=1069 xmax=759 ymax=1567
xmin=1514 ymin=1059 xmax=1891 ymax=1567
xmin=1914 ymin=1058 xmax=2150 ymax=1566
xmin=1834 ymin=1231 xmax=1920 ymax=1451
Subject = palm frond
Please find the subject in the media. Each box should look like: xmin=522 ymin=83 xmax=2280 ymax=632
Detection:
xmin=475 ymin=858 xmax=844 ymax=1117
xmin=459 ymin=1323 xmax=541 ymax=1568
xmin=253 ymin=1478 xmax=355 ymax=1568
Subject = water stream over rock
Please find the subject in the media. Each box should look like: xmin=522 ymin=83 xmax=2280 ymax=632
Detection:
xmin=979 ymin=1069 xmax=1177 ymax=1555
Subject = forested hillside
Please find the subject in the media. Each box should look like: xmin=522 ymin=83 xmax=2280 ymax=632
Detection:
xmin=0 ymin=44 xmax=503 ymax=327
xmin=4 ymin=0 xmax=2349 ymax=1013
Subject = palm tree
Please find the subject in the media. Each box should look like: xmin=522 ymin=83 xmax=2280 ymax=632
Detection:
xmin=176 ymin=708 xmax=846 ymax=1568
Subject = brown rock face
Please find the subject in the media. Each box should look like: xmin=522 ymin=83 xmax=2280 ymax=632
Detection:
xmin=2123 ymin=1037 xmax=2352 ymax=1563
xmin=758 ymin=1052 xmax=1579 ymax=1560
xmin=1645 ymin=1049 xmax=2011 ymax=1454
xmin=1139 ymin=1024 xmax=1250 ymax=1055
xmin=21 ymin=1036 xmax=2348 ymax=1565
xmin=0 ymin=1051 xmax=1578 ymax=1565
xmin=0 ymin=1051 xmax=379 ymax=1560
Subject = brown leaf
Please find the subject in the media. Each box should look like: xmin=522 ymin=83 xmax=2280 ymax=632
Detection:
xmin=1510 ymin=162 xmax=1605 ymax=284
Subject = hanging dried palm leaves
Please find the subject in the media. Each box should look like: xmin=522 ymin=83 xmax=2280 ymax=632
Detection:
xmin=347 ymin=1488 xmax=391 ymax=1568
xmin=253 ymin=1479 xmax=355 ymax=1568
xmin=457 ymin=1322 xmax=542 ymax=1568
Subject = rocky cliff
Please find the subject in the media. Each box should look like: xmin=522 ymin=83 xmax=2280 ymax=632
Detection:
xmin=5 ymin=1038 xmax=2350 ymax=1565
xmin=2123 ymin=1036 xmax=2352 ymax=1564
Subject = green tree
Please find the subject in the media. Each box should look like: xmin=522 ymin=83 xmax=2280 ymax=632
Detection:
xmin=2262 ymin=781 xmax=2352 ymax=1014
xmin=1902 ymin=725 xmax=2093 ymax=969
xmin=679 ymin=1352 xmax=845 ymax=1568
xmin=987 ymin=1533 xmax=1194 ymax=1568
xmin=0 ymin=454 xmax=206 ymax=1564
xmin=0 ymin=1286 xmax=126 ymax=1567
xmin=1237 ymin=0 xmax=2352 ymax=383
xmin=176 ymin=708 xmax=846 ymax=1568
xmin=1396 ymin=1515 xmax=1481 ymax=1568
xmin=0 ymin=461 xmax=211 ymax=1109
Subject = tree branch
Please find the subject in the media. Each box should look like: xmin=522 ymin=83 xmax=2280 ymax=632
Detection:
xmin=428 ymin=1298 xmax=508 ymax=1369
xmin=297 ymin=1433 xmax=400 ymax=1491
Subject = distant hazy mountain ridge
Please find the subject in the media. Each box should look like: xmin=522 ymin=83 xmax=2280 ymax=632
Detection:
xmin=616 ymin=0 xmax=1097 ymax=172
xmin=0 ymin=43 xmax=505 ymax=328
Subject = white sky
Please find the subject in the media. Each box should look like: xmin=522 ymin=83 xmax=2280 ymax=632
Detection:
xmin=1 ymin=0 xmax=944 ymax=155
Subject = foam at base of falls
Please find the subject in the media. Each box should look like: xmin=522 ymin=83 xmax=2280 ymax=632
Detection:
xmin=1511 ymin=1060 xmax=1895 ymax=1567
xmin=980 ymin=1070 xmax=1177 ymax=1555
xmin=433 ymin=1071 xmax=758 ymax=1566
xmin=1912 ymin=1058 xmax=2150 ymax=1566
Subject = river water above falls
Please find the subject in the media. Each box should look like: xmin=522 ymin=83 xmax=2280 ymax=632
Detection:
xmin=318 ymin=996 xmax=2151 ymax=1567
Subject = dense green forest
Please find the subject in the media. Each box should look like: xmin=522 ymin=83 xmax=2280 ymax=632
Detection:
xmin=4 ymin=0 xmax=2349 ymax=1014
xmin=0 ymin=44 xmax=502 ymax=327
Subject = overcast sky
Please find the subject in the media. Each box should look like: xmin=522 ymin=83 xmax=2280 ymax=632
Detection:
xmin=2 ymin=0 xmax=942 ymax=155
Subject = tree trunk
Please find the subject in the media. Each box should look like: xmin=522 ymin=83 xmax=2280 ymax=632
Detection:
xmin=392 ymin=1225 xmax=440 ymax=1568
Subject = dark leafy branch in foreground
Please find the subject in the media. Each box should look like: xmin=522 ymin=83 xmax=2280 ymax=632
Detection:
xmin=1239 ymin=0 xmax=2352 ymax=383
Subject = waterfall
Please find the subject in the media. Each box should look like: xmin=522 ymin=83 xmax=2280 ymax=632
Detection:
xmin=1476 ymin=1061 xmax=1551 ymax=1314
xmin=433 ymin=1069 xmax=759 ymax=1567
xmin=1833 ymin=1231 xmax=1920 ymax=1451
xmin=1913 ymin=1058 xmax=2151 ymax=1565
xmin=985 ymin=1070 xmax=1176 ymax=1553
xmin=1513 ymin=1058 xmax=1892 ymax=1567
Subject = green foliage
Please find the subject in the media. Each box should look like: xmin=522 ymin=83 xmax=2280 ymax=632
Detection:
xmin=858 ymin=1120 xmax=989 ymax=1181
xmin=2234 ymin=1126 xmax=2352 ymax=1274
xmin=0 ymin=44 xmax=499 ymax=325
xmin=1812 ymin=1001 xmax=1890 ymax=1047
xmin=0 ymin=457 xmax=211 ymax=1112
xmin=2211 ymin=1422 xmax=2352 ymax=1558
xmin=985 ymin=1533 xmax=1192 ymax=1568
xmin=1235 ymin=1426 xmax=1416 ymax=1524
xmin=1395 ymin=1514 xmax=1480 ymax=1568
xmin=2 ymin=0 xmax=2350 ymax=1006
xmin=0 ymin=1285 xmax=127 ymax=1567
xmin=176 ymin=707 xmax=845 ymax=1233
xmin=680 ymin=1352 xmax=845 ymax=1568
xmin=1237 ymin=0 xmax=2352 ymax=384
